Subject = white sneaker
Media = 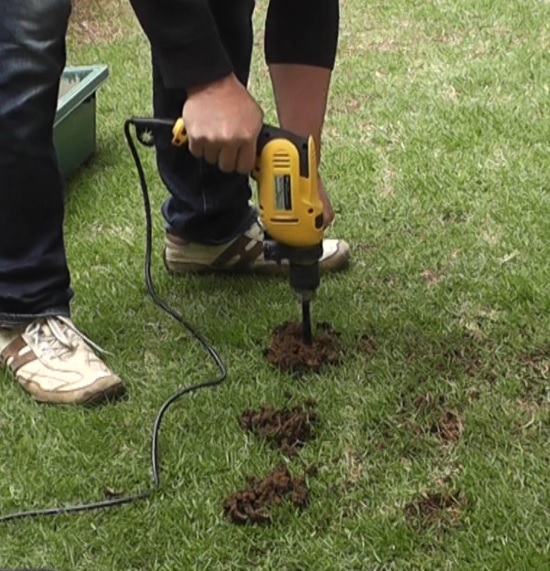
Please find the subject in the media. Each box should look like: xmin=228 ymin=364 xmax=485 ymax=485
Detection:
xmin=0 ymin=316 xmax=125 ymax=405
xmin=164 ymin=219 xmax=351 ymax=275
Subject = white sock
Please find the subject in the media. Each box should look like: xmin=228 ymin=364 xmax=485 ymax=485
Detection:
xmin=0 ymin=327 xmax=22 ymax=353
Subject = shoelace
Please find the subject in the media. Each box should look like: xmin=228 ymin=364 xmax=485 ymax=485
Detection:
xmin=26 ymin=316 xmax=107 ymax=359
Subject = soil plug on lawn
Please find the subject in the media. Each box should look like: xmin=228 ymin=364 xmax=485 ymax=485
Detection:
xmin=222 ymin=463 xmax=309 ymax=525
xmin=239 ymin=401 xmax=318 ymax=456
xmin=264 ymin=321 xmax=342 ymax=375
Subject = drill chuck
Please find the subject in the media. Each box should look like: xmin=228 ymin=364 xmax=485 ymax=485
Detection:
xmin=263 ymin=238 xmax=323 ymax=300
xmin=289 ymin=262 xmax=320 ymax=301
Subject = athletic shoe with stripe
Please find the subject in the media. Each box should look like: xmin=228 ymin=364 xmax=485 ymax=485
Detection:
xmin=0 ymin=316 xmax=125 ymax=405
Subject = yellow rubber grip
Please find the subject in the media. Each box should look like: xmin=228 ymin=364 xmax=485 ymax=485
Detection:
xmin=172 ymin=118 xmax=188 ymax=146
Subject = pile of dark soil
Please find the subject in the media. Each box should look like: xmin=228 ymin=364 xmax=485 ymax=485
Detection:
xmin=223 ymin=463 xmax=309 ymax=525
xmin=263 ymin=321 xmax=342 ymax=374
xmin=239 ymin=401 xmax=318 ymax=456
xmin=223 ymin=321 xmax=344 ymax=525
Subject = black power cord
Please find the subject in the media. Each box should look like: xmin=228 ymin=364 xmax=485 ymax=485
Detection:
xmin=0 ymin=118 xmax=227 ymax=526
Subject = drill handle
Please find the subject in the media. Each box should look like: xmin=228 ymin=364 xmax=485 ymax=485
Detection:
xmin=137 ymin=116 xmax=315 ymax=177
xmin=130 ymin=117 xmax=317 ymax=185
xmin=130 ymin=117 xmax=188 ymax=147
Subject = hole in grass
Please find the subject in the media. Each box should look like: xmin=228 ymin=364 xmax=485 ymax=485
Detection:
xmin=429 ymin=408 xmax=464 ymax=443
xmin=405 ymin=489 xmax=468 ymax=530
xmin=517 ymin=344 xmax=550 ymax=404
xmin=395 ymin=391 xmax=465 ymax=447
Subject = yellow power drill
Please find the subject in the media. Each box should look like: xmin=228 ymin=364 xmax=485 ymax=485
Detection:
xmin=131 ymin=117 xmax=325 ymax=344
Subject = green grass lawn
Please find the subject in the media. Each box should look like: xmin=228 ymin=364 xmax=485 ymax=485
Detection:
xmin=1 ymin=0 xmax=550 ymax=569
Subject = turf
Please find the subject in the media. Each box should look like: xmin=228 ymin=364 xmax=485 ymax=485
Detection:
xmin=1 ymin=0 xmax=549 ymax=569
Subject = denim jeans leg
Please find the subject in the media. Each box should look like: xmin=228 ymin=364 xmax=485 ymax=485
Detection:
xmin=0 ymin=0 xmax=73 ymax=328
xmin=152 ymin=0 xmax=258 ymax=245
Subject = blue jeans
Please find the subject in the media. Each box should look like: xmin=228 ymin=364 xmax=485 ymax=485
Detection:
xmin=152 ymin=0 xmax=257 ymax=244
xmin=0 ymin=0 xmax=73 ymax=327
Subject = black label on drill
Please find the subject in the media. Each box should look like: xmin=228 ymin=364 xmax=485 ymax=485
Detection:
xmin=274 ymin=175 xmax=292 ymax=211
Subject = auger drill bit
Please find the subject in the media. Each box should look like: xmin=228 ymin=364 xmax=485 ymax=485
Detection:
xmin=301 ymin=299 xmax=313 ymax=345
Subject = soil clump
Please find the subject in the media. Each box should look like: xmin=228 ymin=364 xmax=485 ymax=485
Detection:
xmin=264 ymin=321 xmax=342 ymax=374
xmin=223 ymin=463 xmax=309 ymax=525
xmin=239 ymin=401 xmax=318 ymax=456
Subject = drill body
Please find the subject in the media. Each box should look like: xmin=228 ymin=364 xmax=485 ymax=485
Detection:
xmin=252 ymin=125 xmax=324 ymax=303
xmin=131 ymin=117 xmax=325 ymax=341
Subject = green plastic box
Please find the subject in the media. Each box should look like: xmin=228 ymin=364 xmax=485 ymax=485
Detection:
xmin=54 ymin=64 xmax=109 ymax=179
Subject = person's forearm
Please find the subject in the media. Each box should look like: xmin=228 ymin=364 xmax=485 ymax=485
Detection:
xmin=128 ymin=0 xmax=233 ymax=89
xmin=268 ymin=64 xmax=332 ymax=162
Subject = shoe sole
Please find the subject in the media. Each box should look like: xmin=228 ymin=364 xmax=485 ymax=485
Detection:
xmin=25 ymin=376 xmax=126 ymax=406
xmin=163 ymin=250 xmax=287 ymax=276
xmin=82 ymin=381 xmax=127 ymax=406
